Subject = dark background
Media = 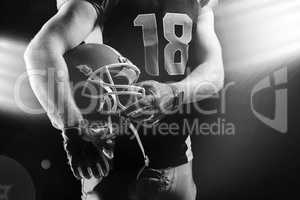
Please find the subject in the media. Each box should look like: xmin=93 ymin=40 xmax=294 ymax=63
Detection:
xmin=1 ymin=0 xmax=300 ymax=199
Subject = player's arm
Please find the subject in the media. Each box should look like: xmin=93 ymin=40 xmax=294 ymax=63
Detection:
xmin=24 ymin=1 xmax=114 ymax=180
xmin=24 ymin=0 xmax=99 ymax=129
xmin=171 ymin=4 xmax=224 ymax=104
xmin=124 ymin=4 xmax=224 ymax=123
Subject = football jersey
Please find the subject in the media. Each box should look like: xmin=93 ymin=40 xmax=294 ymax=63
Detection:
xmin=57 ymin=0 xmax=214 ymax=168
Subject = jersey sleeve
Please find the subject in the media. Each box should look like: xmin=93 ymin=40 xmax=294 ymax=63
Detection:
xmin=199 ymin=0 xmax=218 ymax=8
xmin=56 ymin=0 xmax=118 ymax=21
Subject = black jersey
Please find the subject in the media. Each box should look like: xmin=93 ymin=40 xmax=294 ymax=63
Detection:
xmin=57 ymin=0 xmax=212 ymax=168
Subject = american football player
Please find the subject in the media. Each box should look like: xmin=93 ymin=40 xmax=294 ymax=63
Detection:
xmin=24 ymin=0 xmax=224 ymax=199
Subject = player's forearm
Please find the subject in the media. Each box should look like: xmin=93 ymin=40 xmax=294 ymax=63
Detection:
xmin=171 ymin=61 xmax=224 ymax=104
xmin=172 ymin=5 xmax=224 ymax=104
xmin=24 ymin=44 xmax=83 ymax=130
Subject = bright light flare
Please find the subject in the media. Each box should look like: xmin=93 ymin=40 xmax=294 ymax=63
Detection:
xmin=215 ymin=0 xmax=300 ymax=78
xmin=0 ymin=37 xmax=41 ymax=116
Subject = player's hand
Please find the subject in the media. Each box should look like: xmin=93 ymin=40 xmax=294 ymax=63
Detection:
xmin=62 ymin=123 xmax=115 ymax=179
xmin=122 ymin=80 xmax=183 ymax=125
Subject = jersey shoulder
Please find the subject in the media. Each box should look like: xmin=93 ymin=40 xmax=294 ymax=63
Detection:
xmin=199 ymin=0 xmax=218 ymax=8
xmin=56 ymin=0 xmax=117 ymax=12
xmin=56 ymin=0 xmax=102 ymax=10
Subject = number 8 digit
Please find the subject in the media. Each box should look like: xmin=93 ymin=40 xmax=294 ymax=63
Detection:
xmin=164 ymin=13 xmax=193 ymax=75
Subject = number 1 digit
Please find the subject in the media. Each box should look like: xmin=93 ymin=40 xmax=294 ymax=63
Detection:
xmin=134 ymin=14 xmax=159 ymax=76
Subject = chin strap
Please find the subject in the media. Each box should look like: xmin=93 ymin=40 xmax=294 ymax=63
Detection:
xmin=128 ymin=122 xmax=150 ymax=180
xmin=81 ymin=61 xmax=150 ymax=179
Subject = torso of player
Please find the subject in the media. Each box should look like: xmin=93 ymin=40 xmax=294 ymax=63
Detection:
xmin=102 ymin=0 xmax=200 ymax=83
xmin=99 ymin=0 xmax=201 ymax=168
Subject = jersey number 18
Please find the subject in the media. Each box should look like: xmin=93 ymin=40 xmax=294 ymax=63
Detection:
xmin=134 ymin=13 xmax=193 ymax=76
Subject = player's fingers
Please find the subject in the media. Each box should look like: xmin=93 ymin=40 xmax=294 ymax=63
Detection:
xmin=89 ymin=165 xmax=101 ymax=179
xmin=144 ymin=115 xmax=164 ymax=125
xmin=72 ymin=166 xmax=81 ymax=180
xmin=125 ymin=101 xmax=156 ymax=118
xmin=96 ymin=163 xmax=105 ymax=177
xmin=123 ymin=96 xmax=155 ymax=116
xmin=123 ymin=103 xmax=145 ymax=116
xmin=157 ymin=97 xmax=176 ymax=114
xmin=77 ymin=167 xmax=85 ymax=179
xmin=135 ymin=81 xmax=155 ymax=89
xmin=87 ymin=167 xmax=95 ymax=179
xmin=127 ymin=105 xmax=154 ymax=118
xmin=101 ymin=154 xmax=110 ymax=177
xmin=130 ymin=109 xmax=159 ymax=122
xmin=80 ymin=166 xmax=92 ymax=179
xmin=135 ymin=112 xmax=164 ymax=127
xmin=139 ymin=95 xmax=156 ymax=106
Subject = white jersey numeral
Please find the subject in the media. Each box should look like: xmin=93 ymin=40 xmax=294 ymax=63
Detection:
xmin=134 ymin=14 xmax=159 ymax=76
xmin=134 ymin=13 xmax=193 ymax=76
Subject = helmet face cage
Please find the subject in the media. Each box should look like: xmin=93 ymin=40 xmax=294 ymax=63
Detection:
xmin=81 ymin=57 xmax=146 ymax=116
xmin=65 ymin=44 xmax=151 ymax=169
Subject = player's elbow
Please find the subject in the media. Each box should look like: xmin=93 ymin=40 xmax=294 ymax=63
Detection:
xmin=205 ymin=48 xmax=224 ymax=92
xmin=212 ymin=63 xmax=224 ymax=92
xmin=24 ymin=41 xmax=42 ymax=71
xmin=196 ymin=35 xmax=224 ymax=91
xmin=24 ymin=39 xmax=41 ymax=67
xmin=211 ymin=56 xmax=224 ymax=92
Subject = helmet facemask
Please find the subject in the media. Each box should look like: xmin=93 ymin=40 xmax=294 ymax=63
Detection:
xmin=79 ymin=56 xmax=145 ymax=116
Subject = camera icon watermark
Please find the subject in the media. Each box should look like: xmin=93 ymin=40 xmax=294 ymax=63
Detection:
xmin=250 ymin=67 xmax=288 ymax=134
xmin=0 ymin=155 xmax=35 ymax=200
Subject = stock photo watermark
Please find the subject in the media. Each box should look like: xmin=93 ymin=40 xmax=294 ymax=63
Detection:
xmin=0 ymin=156 xmax=35 ymax=200
xmin=13 ymin=66 xmax=288 ymax=136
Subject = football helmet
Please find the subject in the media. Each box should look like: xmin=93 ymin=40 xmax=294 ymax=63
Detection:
xmin=64 ymin=43 xmax=145 ymax=117
xmin=64 ymin=43 xmax=149 ymax=168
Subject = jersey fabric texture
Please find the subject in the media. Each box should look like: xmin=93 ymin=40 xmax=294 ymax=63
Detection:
xmin=57 ymin=0 xmax=211 ymax=169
